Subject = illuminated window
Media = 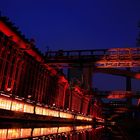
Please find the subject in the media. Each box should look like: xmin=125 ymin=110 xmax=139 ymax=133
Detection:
xmin=24 ymin=104 xmax=34 ymax=113
xmin=11 ymin=101 xmax=24 ymax=111
xmin=0 ymin=98 xmax=11 ymax=110
xmin=7 ymin=129 xmax=21 ymax=139
xmin=76 ymin=115 xmax=92 ymax=121
xmin=40 ymin=127 xmax=58 ymax=135
xmin=33 ymin=128 xmax=41 ymax=137
xmin=20 ymin=128 xmax=32 ymax=138
xmin=35 ymin=106 xmax=43 ymax=115
xmin=0 ymin=129 xmax=7 ymax=139
xmin=60 ymin=112 xmax=74 ymax=119
xmin=58 ymin=126 xmax=72 ymax=133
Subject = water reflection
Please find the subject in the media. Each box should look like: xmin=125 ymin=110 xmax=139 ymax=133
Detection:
xmin=0 ymin=122 xmax=126 ymax=140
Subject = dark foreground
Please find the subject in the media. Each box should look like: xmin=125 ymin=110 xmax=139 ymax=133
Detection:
xmin=0 ymin=120 xmax=139 ymax=140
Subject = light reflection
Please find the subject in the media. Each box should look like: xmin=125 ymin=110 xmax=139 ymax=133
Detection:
xmin=75 ymin=125 xmax=92 ymax=131
xmin=0 ymin=125 xmax=92 ymax=139
xmin=33 ymin=128 xmax=41 ymax=137
xmin=20 ymin=129 xmax=32 ymax=138
xmin=0 ymin=129 xmax=7 ymax=139
xmin=58 ymin=126 xmax=72 ymax=133
xmin=40 ymin=127 xmax=58 ymax=135
xmin=76 ymin=115 xmax=92 ymax=121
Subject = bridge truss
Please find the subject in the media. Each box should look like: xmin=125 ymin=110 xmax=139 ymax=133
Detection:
xmin=45 ymin=47 xmax=140 ymax=68
xmin=45 ymin=48 xmax=140 ymax=119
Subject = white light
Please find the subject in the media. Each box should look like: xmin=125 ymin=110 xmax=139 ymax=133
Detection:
xmin=6 ymin=88 xmax=11 ymax=92
xmin=1 ymin=93 xmax=10 ymax=97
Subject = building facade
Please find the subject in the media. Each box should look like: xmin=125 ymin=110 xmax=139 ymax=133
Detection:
xmin=0 ymin=16 xmax=92 ymax=116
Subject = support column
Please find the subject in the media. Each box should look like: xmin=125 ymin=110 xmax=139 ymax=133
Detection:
xmin=42 ymin=71 xmax=47 ymax=104
xmin=69 ymin=86 xmax=72 ymax=111
xmin=0 ymin=47 xmax=5 ymax=88
xmin=126 ymin=68 xmax=131 ymax=91
xmin=10 ymin=51 xmax=25 ymax=95
xmin=126 ymin=68 xmax=132 ymax=114
xmin=39 ymin=71 xmax=43 ymax=102
xmin=14 ymin=59 xmax=24 ymax=96
xmin=126 ymin=77 xmax=131 ymax=91
xmin=31 ymin=62 xmax=38 ymax=101
xmin=4 ymin=53 xmax=14 ymax=91
xmin=83 ymin=65 xmax=93 ymax=90
xmin=0 ymin=48 xmax=9 ymax=90
xmin=35 ymin=64 xmax=41 ymax=102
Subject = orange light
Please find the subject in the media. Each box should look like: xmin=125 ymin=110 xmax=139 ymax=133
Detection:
xmin=58 ymin=126 xmax=72 ymax=133
xmin=35 ymin=106 xmax=43 ymax=115
xmin=24 ymin=104 xmax=34 ymax=113
xmin=0 ymin=98 xmax=11 ymax=110
xmin=60 ymin=112 xmax=74 ymax=119
xmin=76 ymin=115 xmax=92 ymax=121
xmin=42 ymin=108 xmax=59 ymax=117
xmin=0 ymin=126 xmax=94 ymax=139
xmin=75 ymin=125 xmax=92 ymax=131
xmin=7 ymin=129 xmax=21 ymax=139
xmin=33 ymin=127 xmax=59 ymax=136
xmin=0 ymin=129 xmax=7 ymax=139
xmin=11 ymin=101 xmax=24 ymax=112
xmin=0 ymin=96 xmax=92 ymax=121
xmin=32 ymin=128 xmax=41 ymax=137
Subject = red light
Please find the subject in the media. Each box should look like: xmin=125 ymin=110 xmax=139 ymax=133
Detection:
xmin=135 ymin=73 xmax=140 ymax=79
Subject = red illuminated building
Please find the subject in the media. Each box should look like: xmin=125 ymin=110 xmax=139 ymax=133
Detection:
xmin=1 ymin=15 xmax=140 ymax=126
xmin=0 ymin=16 xmax=93 ymax=121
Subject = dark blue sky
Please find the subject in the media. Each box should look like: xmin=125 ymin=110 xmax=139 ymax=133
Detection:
xmin=1 ymin=0 xmax=140 ymax=90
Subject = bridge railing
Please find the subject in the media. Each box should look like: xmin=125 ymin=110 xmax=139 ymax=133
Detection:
xmin=45 ymin=49 xmax=107 ymax=59
xmin=45 ymin=48 xmax=140 ymax=67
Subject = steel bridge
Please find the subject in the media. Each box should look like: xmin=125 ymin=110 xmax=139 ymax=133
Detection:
xmin=45 ymin=48 xmax=140 ymax=79
xmin=45 ymin=47 xmax=140 ymax=91
xmin=45 ymin=47 xmax=140 ymax=120
xmin=45 ymin=48 xmax=140 ymax=68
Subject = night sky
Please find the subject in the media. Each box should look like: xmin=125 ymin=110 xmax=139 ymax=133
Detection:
xmin=0 ymin=0 xmax=140 ymax=90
